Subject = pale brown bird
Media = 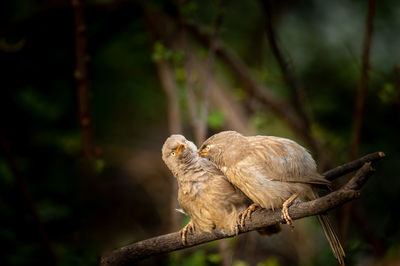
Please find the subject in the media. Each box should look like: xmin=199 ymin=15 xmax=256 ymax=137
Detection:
xmin=198 ymin=131 xmax=345 ymax=265
xmin=162 ymin=134 xmax=251 ymax=244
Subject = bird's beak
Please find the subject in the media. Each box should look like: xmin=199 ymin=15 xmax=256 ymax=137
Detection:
xmin=198 ymin=150 xmax=208 ymax=156
xmin=176 ymin=143 xmax=186 ymax=155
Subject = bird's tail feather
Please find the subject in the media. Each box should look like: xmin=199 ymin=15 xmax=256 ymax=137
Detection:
xmin=317 ymin=214 xmax=346 ymax=265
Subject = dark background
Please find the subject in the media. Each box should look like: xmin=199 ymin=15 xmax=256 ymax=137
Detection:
xmin=0 ymin=0 xmax=399 ymax=265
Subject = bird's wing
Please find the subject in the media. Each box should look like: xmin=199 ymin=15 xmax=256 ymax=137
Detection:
xmin=244 ymin=136 xmax=330 ymax=186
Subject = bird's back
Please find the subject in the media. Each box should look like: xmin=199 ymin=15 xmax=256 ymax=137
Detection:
xmin=246 ymin=136 xmax=328 ymax=185
xmin=221 ymin=135 xmax=329 ymax=210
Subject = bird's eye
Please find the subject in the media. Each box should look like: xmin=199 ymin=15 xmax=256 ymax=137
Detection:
xmin=170 ymin=151 xmax=176 ymax=157
xmin=206 ymin=145 xmax=211 ymax=151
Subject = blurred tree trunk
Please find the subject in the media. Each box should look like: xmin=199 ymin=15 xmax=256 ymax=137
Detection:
xmin=155 ymin=61 xmax=182 ymax=232
xmin=342 ymin=0 xmax=376 ymax=243
xmin=142 ymin=7 xmax=183 ymax=235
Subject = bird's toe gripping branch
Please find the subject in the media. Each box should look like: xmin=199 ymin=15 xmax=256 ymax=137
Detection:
xmin=281 ymin=193 xmax=299 ymax=227
xmin=238 ymin=203 xmax=259 ymax=229
xmin=180 ymin=221 xmax=195 ymax=245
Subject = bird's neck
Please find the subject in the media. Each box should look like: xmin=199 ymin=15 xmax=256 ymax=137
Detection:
xmin=176 ymin=156 xmax=206 ymax=182
xmin=211 ymin=149 xmax=226 ymax=169
xmin=174 ymin=154 xmax=195 ymax=173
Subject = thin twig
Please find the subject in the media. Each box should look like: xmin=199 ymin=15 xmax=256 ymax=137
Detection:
xmin=100 ymin=162 xmax=377 ymax=265
xmin=323 ymin=151 xmax=384 ymax=180
xmin=72 ymin=0 xmax=94 ymax=160
xmin=262 ymin=0 xmax=304 ymax=117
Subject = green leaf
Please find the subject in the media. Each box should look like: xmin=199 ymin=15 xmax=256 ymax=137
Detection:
xmin=207 ymin=253 xmax=221 ymax=263
xmin=256 ymin=257 xmax=280 ymax=266
xmin=17 ymin=86 xmax=64 ymax=121
xmin=94 ymin=159 xmax=106 ymax=174
xmin=207 ymin=110 xmax=225 ymax=129
xmin=182 ymin=250 xmax=207 ymax=266
xmin=172 ymin=50 xmax=185 ymax=66
xmin=233 ymin=87 xmax=247 ymax=101
xmin=233 ymin=259 xmax=250 ymax=266
xmin=180 ymin=1 xmax=198 ymax=17
xmin=55 ymin=132 xmax=81 ymax=155
xmin=38 ymin=200 xmax=71 ymax=222
xmin=174 ymin=67 xmax=186 ymax=82
xmin=152 ymin=41 xmax=171 ymax=62
xmin=379 ymin=83 xmax=398 ymax=104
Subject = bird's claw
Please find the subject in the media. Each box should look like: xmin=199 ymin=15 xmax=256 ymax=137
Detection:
xmin=282 ymin=206 xmax=293 ymax=227
xmin=180 ymin=221 xmax=194 ymax=245
xmin=234 ymin=223 xmax=240 ymax=236
xmin=238 ymin=203 xmax=258 ymax=230
xmin=281 ymin=193 xmax=298 ymax=228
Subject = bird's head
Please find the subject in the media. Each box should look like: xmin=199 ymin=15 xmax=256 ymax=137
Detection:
xmin=162 ymin=134 xmax=197 ymax=175
xmin=198 ymin=131 xmax=242 ymax=167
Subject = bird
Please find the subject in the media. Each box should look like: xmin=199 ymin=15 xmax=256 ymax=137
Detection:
xmin=162 ymin=134 xmax=252 ymax=244
xmin=198 ymin=130 xmax=345 ymax=265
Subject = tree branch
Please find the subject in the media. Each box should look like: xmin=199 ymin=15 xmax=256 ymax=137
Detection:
xmin=186 ymin=22 xmax=324 ymax=164
xmin=345 ymin=0 xmax=377 ymax=240
xmin=100 ymin=153 xmax=383 ymax=265
xmin=350 ymin=0 xmax=376 ymax=160
xmin=73 ymin=0 xmax=94 ymax=160
xmin=323 ymin=151 xmax=384 ymax=180
xmin=260 ymin=0 xmax=329 ymax=169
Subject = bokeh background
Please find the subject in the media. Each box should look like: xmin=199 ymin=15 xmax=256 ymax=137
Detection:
xmin=1 ymin=0 xmax=399 ymax=265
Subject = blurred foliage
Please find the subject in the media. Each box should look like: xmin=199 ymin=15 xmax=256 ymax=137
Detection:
xmin=256 ymin=257 xmax=280 ymax=266
xmin=207 ymin=109 xmax=225 ymax=130
xmin=379 ymin=82 xmax=398 ymax=104
xmin=0 ymin=0 xmax=399 ymax=265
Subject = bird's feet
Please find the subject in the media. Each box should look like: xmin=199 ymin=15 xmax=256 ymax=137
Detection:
xmin=180 ymin=221 xmax=194 ymax=245
xmin=281 ymin=193 xmax=299 ymax=227
xmin=238 ymin=203 xmax=259 ymax=231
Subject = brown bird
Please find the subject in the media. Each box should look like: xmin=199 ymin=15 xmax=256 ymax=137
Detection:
xmin=162 ymin=134 xmax=252 ymax=244
xmin=198 ymin=131 xmax=345 ymax=265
